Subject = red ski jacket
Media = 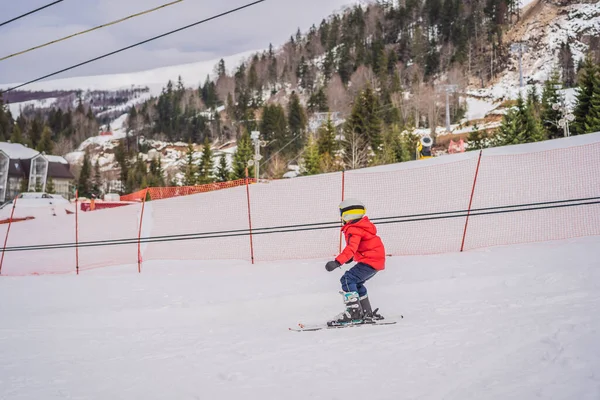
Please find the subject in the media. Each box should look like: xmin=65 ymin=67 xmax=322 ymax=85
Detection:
xmin=335 ymin=216 xmax=386 ymax=270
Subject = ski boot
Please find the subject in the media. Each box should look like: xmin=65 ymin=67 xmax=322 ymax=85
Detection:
xmin=327 ymin=291 xmax=364 ymax=326
xmin=360 ymin=294 xmax=385 ymax=321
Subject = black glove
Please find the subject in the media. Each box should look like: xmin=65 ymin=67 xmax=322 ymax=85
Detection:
xmin=325 ymin=260 xmax=341 ymax=272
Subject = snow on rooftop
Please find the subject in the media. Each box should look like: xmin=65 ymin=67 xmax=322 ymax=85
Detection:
xmin=0 ymin=142 xmax=39 ymax=159
xmin=45 ymin=155 xmax=69 ymax=164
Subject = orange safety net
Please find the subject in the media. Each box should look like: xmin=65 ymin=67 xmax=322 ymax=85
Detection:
xmin=118 ymin=179 xmax=254 ymax=202
xmin=147 ymin=179 xmax=253 ymax=200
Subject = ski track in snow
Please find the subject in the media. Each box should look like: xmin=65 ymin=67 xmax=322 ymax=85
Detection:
xmin=1 ymin=236 xmax=600 ymax=399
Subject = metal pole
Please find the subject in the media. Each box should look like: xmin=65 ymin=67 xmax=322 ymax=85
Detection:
xmin=445 ymin=89 xmax=451 ymax=132
xmin=255 ymin=138 xmax=260 ymax=181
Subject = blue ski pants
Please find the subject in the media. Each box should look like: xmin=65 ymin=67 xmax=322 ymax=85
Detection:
xmin=340 ymin=262 xmax=378 ymax=297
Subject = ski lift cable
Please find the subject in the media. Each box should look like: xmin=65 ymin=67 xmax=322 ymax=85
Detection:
xmin=0 ymin=0 xmax=266 ymax=94
xmin=0 ymin=0 xmax=64 ymax=28
xmin=0 ymin=0 xmax=186 ymax=62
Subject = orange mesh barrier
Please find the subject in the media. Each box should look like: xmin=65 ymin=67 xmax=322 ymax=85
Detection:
xmin=119 ymin=179 xmax=254 ymax=203
xmin=119 ymin=189 xmax=147 ymax=202
xmin=147 ymin=179 xmax=253 ymax=200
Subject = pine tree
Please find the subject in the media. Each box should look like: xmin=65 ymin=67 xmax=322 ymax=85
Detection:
xmin=114 ymin=140 xmax=130 ymax=193
xmin=585 ymin=76 xmax=600 ymax=133
xmin=496 ymin=96 xmax=546 ymax=146
xmin=36 ymin=126 xmax=54 ymax=153
xmin=10 ymin=124 xmax=24 ymax=144
xmin=559 ymin=42 xmax=576 ymax=88
xmin=467 ymin=124 xmax=488 ymax=150
xmin=540 ymin=71 xmax=564 ymax=139
xmin=92 ymin=159 xmax=102 ymax=197
xmin=217 ymin=59 xmax=226 ymax=77
xmin=181 ymin=142 xmax=197 ymax=186
xmin=287 ymin=92 xmax=308 ymax=156
xmin=0 ymin=94 xmax=13 ymax=141
xmin=347 ymin=86 xmax=382 ymax=153
xmin=526 ymin=86 xmax=541 ymax=118
xmin=19 ymin=178 xmax=29 ymax=194
xmin=302 ymin=135 xmax=321 ymax=175
xmin=28 ymin=116 xmax=43 ymax=148
xmin=46 ymin=176 xmax=55 ymax=194
xmin=78 ymin=152 xmax=92 ymax=198
xmin=198 ymin=137 xmax=214 ymax=184
xmin=307 ymin=87 xmax=329 ymax=113
xmin=260 ymin=104 xmax=288 ymax=160
xmin=317 ymin=116 xmax=337 ymax=156
xmin=232 ymin=132 xmax=254 ymax=179
xmin=572 ymin=54 xmax=599 ymax=135
xmin=148 ymin=157 xmax=165 ymax=187
xmin=216 ymin=154 xmax=230 ymax=182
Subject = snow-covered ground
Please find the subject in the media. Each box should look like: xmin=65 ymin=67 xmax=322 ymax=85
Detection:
xmin=6 ymin=98 xmax=58 ymax=118
xmin=0 ymin=50 xmax=259 ymax=97
xmin=1 ymin=235 xmax=599 ymax=399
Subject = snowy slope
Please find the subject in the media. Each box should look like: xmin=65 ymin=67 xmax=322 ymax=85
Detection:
xmin=0 ymin=235 xmax=599 ymax=399
xmin=468 ymin=1 xmax=600 ymax=102
xmin=0 ymin=50 xmax=259 ymax=97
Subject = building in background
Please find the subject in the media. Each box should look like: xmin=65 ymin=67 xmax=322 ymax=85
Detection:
xmin=0 ymin=142 xmax=75 ymax=203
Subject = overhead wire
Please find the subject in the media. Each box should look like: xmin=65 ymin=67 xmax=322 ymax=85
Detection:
xmin=0 ymin=0 xmax=266 ymax=94
xmin=1 ymin=0 xmax=186 ymax=62
xmin=1 ymin=196 xmax=598 ymax=253
xmin=0 ymin=0 xmax=64 ymax=28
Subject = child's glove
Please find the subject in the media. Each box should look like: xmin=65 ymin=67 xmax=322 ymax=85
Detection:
xmin=325 ymin=260 xmax=341 ymax=271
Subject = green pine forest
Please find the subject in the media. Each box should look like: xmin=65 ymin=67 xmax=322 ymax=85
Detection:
xmin=1 ymin=0 xmax=599 ymax=198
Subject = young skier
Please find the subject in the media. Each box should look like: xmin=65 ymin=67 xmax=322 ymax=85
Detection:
xmin=325 ymin=198 xmax=386 ymax=326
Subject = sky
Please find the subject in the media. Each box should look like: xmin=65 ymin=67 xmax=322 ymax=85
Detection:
xmin=0 ymin=0 xmax=355 ymax=85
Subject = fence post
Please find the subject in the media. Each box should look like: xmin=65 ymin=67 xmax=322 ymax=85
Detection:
xmin=339 ymin=170 xmax=346 ymax=253
xmin=461 ymin=150 xmax=483 ymax=252
xmin=245 ymin=168 xmax=255 ymax=264
xmin=75 ymin=190 xmax=79 ymax=274
xmin=137 ymin=188 xmax=149 ymax=273
xmin=0 ymin=195 xmax=19 ymax=275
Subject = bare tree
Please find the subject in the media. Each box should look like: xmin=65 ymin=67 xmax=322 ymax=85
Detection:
xmin=342 ymin=124 xmax=370 ymax=170
xmin=265 ymin=153 xmax=288 ymax=178
xmin=327 ymin=74 xmax=351 ymax=116
xmin=391 ymin=91 xmax=411 ymax=126
xmin=348 ymin=65 xmax=379 ymax=99
xmin=72 ymin=113 xmax=99 ymax=147
xmin=409 ymin=65 xmax=425 ymax=127
xmin=54 ymin=136 xmax=73 ymax=156
xmin=422 ymin=85 xmax=442 ymax=136
xmin=215 ymin=75 xmax=235 ymax=104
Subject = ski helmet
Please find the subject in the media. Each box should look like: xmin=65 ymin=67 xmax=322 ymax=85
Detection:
xmin=339 ymin=198 xmax=366 ymax=223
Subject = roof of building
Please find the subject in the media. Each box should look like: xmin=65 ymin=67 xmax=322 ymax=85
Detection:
xmin=0 ymin=142 xmax=39 ymax=159
xmin=5 ymin=156 xmax=74 ymax=180
xmin=48 ymin=162 xmax=75 ymax=180
xmin=45 ymin=155 xmax=69 ymax=164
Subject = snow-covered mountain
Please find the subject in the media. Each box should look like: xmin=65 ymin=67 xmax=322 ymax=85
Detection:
xmin=1 ymin=49 xmax=258 ymax=97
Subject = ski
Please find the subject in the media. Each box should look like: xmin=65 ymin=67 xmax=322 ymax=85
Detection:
xmin=289 ymin=316 xmax=402 ymax=332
